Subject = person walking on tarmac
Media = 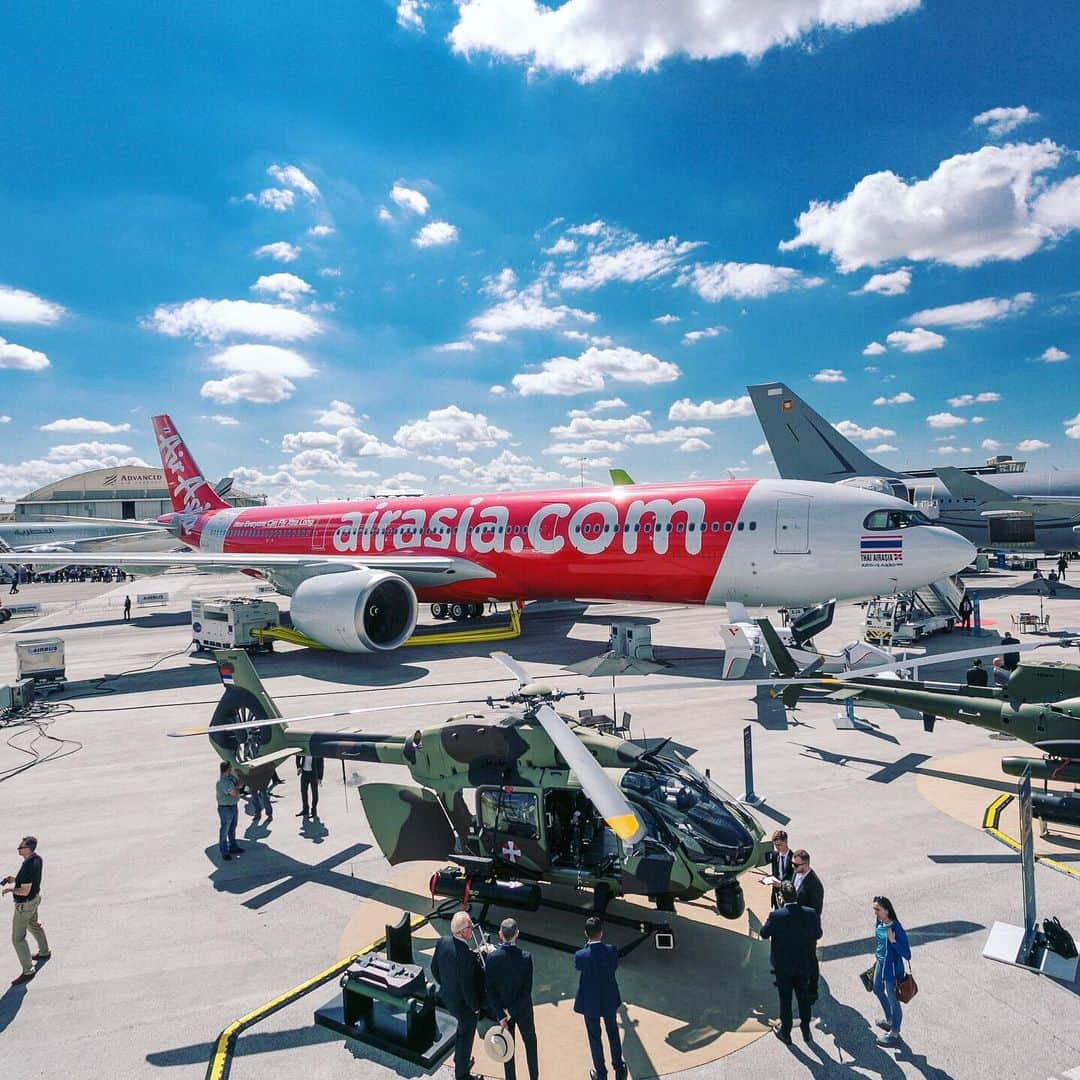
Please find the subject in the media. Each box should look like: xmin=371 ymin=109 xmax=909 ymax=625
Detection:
xmin=123 ymin=595 xmax=131 ymax=622
xmin=296 ymin=753 xmax=324 ymax=818
xmin=2 ymin=836 xmax=50 ymax=986
xmin=8 ymin=572 xmax=18 ymax=595
xmin=1058 ymin=555 xmax=1068 ymax=581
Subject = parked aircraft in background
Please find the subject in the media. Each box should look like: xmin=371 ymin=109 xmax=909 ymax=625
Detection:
xmin=4 ymin=414 xmax=973 ymax=653
xmin=749 ymin=382 xmax=1080 ymax=551
xmin=0 ymin=519 xmax=168 ymax=553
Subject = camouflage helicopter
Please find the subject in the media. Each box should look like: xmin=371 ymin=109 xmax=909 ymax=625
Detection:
xmin=176 ymin=650 xmax=770 ymax=918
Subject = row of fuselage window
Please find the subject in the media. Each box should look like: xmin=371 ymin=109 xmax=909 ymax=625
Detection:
xmin=234 ymin=519 xmax=759 ymax=540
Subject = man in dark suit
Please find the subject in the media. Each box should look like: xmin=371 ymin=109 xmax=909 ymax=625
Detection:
xmin=296 ymin=753 xmax=325 ymax=818
xmin=768 ymin=829 xmax=795 ymax=910
xmin=485 ymin=918 xmax=538 ymax=1080
xmin=760 ymin=881 xmax=822 ymax=1043
xmin=431 ymin=910 xmax=483 ymax=1080
xmin=791 ymin=850 xmax=823 ymax=916
xmin=574 ymin=916 xmax=625 ymax=1080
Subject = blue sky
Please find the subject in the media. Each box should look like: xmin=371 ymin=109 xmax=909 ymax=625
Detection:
xmin=1 ymin=1 xmax=1078 ymax=505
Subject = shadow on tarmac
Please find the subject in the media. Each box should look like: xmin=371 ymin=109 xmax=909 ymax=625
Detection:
xmin=820 ymin=920 xmax=985 ymax=963
xmin=0 ymin=984 xmax=27 ymax=1035
xmin=145 ymin=1023 xmax=342 ymax=1068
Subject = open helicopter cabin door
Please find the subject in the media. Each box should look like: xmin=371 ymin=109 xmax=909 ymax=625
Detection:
xmin=358 ymin=783 xmax=455 ymax=865
xmin=477 ymin=786 xmax=550 ymax=874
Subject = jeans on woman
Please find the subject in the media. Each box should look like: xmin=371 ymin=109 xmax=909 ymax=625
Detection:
xmin=873 ymin=959 xmax=902 ymax=1034
xmin=218 ymin=804 xmax=238 ymax=855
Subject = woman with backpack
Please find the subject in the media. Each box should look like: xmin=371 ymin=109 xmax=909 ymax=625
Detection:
xmin=871 ymin=895 xmax=911 ymax=1045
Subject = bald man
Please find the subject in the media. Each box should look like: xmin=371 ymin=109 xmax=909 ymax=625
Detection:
xmin=432 ymin=910 xmax=484 ymax=1080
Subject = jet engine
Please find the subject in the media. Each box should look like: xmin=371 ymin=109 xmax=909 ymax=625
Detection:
xmin=289 ymin=569 xmax=418 ymax=652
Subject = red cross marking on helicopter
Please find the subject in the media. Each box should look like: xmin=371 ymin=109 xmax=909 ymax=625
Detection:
xmin=501 ymin=841 xmax=522 ymax=862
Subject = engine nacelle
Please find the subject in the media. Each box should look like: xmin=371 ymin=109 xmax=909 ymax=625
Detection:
xmin=289 ymin=569 xmax=418 ymax=653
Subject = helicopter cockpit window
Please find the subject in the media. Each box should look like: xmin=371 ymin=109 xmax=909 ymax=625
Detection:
xmin=479 ymin=789 xmax=539 ymax=839
xmin=863 ymin=509 xmax=932 ymax=530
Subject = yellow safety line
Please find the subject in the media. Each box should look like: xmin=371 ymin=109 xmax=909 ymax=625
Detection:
xmin=980 ymin=793 xmax=1080 ymax=880
xmin=252 ymin=605 xmax=522 ymax=652
xmin=205 ymin=915 xmax=427 ymax=1080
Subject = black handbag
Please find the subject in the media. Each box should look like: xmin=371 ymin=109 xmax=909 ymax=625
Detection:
xmin=1043 ymin=916 xmax=1077 ymax=959
xmin=859 ymin=965 xmax=876 ymax=992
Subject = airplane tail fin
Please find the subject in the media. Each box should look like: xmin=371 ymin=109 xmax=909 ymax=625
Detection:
xmin=721 ymin=625 xmax=756 ymax=679
xmin=747 ymin=382 xmax=893 ymax=481
xmin=152 ymin=414 xmax=230 ymax=515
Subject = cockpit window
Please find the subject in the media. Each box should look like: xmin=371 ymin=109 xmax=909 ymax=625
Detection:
xmin=863 ymin=508 xmax=932 ymax=530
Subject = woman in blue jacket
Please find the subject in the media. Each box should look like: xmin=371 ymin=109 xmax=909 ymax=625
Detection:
xmin=871 ymin=895 xmax=911 ymax=1045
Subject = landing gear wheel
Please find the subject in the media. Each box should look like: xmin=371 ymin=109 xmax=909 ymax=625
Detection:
xmin=430 ymin=602 xmax=446 ymax=620
xmin=714 ymin=882 xmax=745 ymax=920
xmin=449 ymin=602 xmax=466 ymax=621
xmin=467 ymin=602 xmax=483 ymax=619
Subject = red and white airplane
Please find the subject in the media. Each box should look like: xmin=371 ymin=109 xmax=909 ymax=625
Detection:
xmin=11 ymin=414 xmax=974 ymax=652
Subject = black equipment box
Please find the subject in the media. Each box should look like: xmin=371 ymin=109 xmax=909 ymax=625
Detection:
xmin=343 ymin=955 xmax=427 ymax=1000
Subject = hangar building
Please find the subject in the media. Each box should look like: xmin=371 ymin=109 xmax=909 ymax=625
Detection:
xmin=14 ymin=466 xmax=265 ymax=521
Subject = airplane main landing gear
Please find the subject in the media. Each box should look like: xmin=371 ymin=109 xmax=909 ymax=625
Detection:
xmin=430 ymin=601 xmax=485 ymax=622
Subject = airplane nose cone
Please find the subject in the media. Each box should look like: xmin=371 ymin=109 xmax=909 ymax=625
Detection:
xmin=928 ymin=526 xmax=976 ymax=577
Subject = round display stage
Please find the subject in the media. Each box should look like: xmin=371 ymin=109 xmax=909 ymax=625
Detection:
xmin=337 ymin=864 xmax=782 ymax=1078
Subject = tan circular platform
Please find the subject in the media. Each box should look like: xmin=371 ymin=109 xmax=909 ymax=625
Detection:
xmin=915 ymin=744 xmax=1080 ymax=863
xmin=338 ymin=864 xmax=781 ymax=1078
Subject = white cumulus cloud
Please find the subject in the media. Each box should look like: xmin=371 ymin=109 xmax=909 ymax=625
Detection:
xmin=811 ymin=368 xmax=846 ymax=383
xmin=143 ymin=298 xmax=320 ymax=342
xmin=448 ymin=0 xmax=920 ymax=82
xmin=906 ymin=292 xmax=1033 ymax=329
xmin=315 ymin=400 xmax=357 ymax=427
xmin=668 ymin=396 xmax=753 ymax=422
xmin=40 ymin=417 xmax=132 ymax=434
xmin=857 ymin=268 xmax=911 ymax=296
xmin=308 ymin=224 xmax=335 ymax=237
xmin=863 ymin=341 xmax=887 ymax=356
xmin=414 ymin=221 xmax=459 ymax=247
xmin=47 ymin=441 xmax=132 ymax=460
xmin=0 ymin=337 xmax=49 ymax=370
xmin=251 ymin=273 xmax=314 ymax=303
xmin=208 ymin=343 xmax=315 ymax=378
xmin=550 ymin=414 xmax=652 ymax=440
xmin=653 ymin=313 xmax=680 ymax=324
xmin=926 ymin=412 xmax=967 ymax=429
xmin=559 ymin=229 xmax=704 ymax=290
xmin=867 ymin=443 xmax=898 ymax=453
xmin=1041 ymin=346 xmax=1069 ymax=363
xmin=682 ymin=327 xmax=724 ymax=345
xmin=201 ymin=371 xmax=297 ymax=405
xmin=1016 ymin=439 xmax=1049 ymax=452
xmin=948 ymin=392 xmax=1000 ymax=407
xmin=0 ymin=285 xmax=65 ymax=324
xmin=973 ymin=105 xmax=1038 ymax=138
xmin=391 ymin=183 xmax=430 ymax=216
xmin=470 ymin=277 xmax=596 ymax=338
xmin=873 ymin=392 xmax=915 ymax=405
xmin=678 ymin=261 xmax=823 ymax=301
xmin=834 ymin=420 xmax=895 ymax=441
xmin=245 ymin=188 xmax=295 ymax=212
xmin=397 ymin=0 xmax=428 ymax=30
xmin=394 ymin=405 xmax=511 ymax=451
xmin=781 ymin=140 xmax=1077 ymax=270
xmin=512 ymin=346 xmax=679 ymax=397
xmin=267 ymin=164 xmax=320 ymax=199
xmin=254 ymin=241 xmax=302 ymax=263
xmin=886 ymin=328 xmax=946 ymax=353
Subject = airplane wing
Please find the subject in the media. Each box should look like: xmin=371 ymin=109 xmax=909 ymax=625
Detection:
xmin=0 ymin=550 xmax=495 ymax=587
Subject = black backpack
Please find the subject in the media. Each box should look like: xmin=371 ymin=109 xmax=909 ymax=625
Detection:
xmin=1042 ymin=916 xmax=1077 ymax=959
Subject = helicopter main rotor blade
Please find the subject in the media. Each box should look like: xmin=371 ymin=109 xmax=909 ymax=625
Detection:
xmin=490 ymin=650 xmax=531 ymax=687
xmin=167 ymin=696 xmax=489 ymax=738
xmin=534 ymin=702 xmax=646 ymax=846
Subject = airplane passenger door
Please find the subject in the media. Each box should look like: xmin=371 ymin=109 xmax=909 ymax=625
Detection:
xmin=775 ymin=497 xmax=811 ymax=554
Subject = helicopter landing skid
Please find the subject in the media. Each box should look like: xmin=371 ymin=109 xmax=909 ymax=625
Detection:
xmin=442 ymin=894 xmax=671 ymax=957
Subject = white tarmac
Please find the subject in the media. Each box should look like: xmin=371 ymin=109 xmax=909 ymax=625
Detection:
xmin=1 ymin=565 xmax=1078 ymax=1079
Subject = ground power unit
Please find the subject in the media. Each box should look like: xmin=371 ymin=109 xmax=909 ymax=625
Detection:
xmin=191 ymin=598 xmax=280 ymax=652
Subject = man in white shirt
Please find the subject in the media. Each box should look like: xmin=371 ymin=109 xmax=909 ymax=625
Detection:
xmin=296 ymin=753 xmax=325 ymax=818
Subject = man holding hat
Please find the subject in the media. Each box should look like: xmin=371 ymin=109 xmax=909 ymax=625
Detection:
xmin=484 ymin=918 xmax=539 ymax=1080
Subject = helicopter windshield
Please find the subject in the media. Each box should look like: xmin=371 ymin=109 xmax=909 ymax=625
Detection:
xmin=621 ymin=755 xmax=754 ymax=865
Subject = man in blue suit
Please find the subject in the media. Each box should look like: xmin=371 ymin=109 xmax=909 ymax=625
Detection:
xmin=574 ymin=916 xmax=626 ymax=1080
xmin=485 ymin=918 xmax=539 ymax=1080
xmin=431 ymin=910 xmax=484 ymax=1080
xmin=759 ymin=880 xmax=822 ymax=1044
